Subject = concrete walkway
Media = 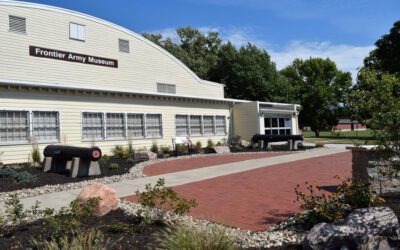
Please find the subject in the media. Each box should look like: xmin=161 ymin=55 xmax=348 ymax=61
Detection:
xmin=0 ymin=148 xmax=348 ymax=212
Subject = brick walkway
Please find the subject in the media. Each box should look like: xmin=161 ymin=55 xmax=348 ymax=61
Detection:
xmin=143 ymin=152 xmax=290 ymax=176
xmin=126 ymin=151 xmax=352 ymax=231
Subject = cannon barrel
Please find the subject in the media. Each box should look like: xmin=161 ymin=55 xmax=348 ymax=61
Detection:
xmin=251 ymin=134 xmax=303 ymax=143
xmin=44 ymin=145 xmax=102 ymax=162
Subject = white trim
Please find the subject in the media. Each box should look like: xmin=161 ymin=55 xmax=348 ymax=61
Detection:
xmin=0 ymin=0 xmax=222 ymax=88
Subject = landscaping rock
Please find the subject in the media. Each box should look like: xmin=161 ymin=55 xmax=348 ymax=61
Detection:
xmin=240 ymin=140 xmax=250 ymax=147
xmin=212 ymin=146 xmax=231 ymax=154
xmin=304 ymin=206 xmax=400 ymax=250
xmin=134 ymin=151 xmax=157 ymax=161
xmin=76 ymin=183 xmax=119 ymax=216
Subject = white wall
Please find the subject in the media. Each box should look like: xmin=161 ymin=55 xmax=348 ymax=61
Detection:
xmin=0 ymin=89 xmax=230 ymax=164
xmin=232 ymin=102 xmax=259 ymax=141
xmin=0 ymin=2 xmax=224 ymax=98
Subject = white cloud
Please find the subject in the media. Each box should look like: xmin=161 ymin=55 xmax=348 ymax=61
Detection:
xmin=145 ymin=27 xmax=374 ymax=80
xmin=268 ymin=41 xmax=374 ymax=79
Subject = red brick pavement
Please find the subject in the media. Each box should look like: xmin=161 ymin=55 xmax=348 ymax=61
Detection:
xmin=125 ymin=151 xmax=352 ymax=232
xmin=143 ymin=152 xmax=289 ymax=176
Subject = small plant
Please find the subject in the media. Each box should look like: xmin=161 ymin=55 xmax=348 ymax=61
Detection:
xmin=33 ymin=229 xmax=108 ymax=250
xmin=315 ymin=142 xmax=324 ymax=148
xmin=136 ymin=178 xmax=197 ymax=221
xmin=112 ymin=145 xmax=127 ymax=158
xmin=160 ymin=145 xmax=171 ymax=154
xmin=216 ymin=141 xmax=222 ymax=146
xmin=207 ymin=139 xmax=215 ymax=148
xmin=5 ymin=193 xmax=25 ymax=224
xmin=0 ymin=151 xmax=4 ymax=168
xmin=126 ymin=134 xmax=135 ymax=156
xmin=127 ymin=158 xmax=135 ymax=165
xmin=109 ymin=163 xmax=120 ymax=170
xmin=195 ymin=141 xmax=202 ymax=151
xmin=31 ymin=140 xmax=42 ymax=167
xmin=156 ymin=225 xmax=238 ymax=250
xmin=107 ymin=222 xmax=132 ymax=234
xmin=14 ymin=171 xmax=37 ymax=183
xmin=102 ymin=154 xmax=110 ymax=161
xmin=294 ymin=176 xmax=384 ymax=229
xmin=0 ymin=167 xmax=17 ymax=177
xmin=150 ymin=142 xmax=159 ymax=154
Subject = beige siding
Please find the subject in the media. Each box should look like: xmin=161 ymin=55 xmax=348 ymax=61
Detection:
xmin=0 ymin=90 xmax=230 ymax=164
xmin=232 ymin=102 xmax=259 ymax=141
xmin=0 ymin=3 xmax=224 ymax=98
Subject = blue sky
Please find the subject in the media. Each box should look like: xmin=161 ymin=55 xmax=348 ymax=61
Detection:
xmin=25 ymin=0 xmax=400 ymax=78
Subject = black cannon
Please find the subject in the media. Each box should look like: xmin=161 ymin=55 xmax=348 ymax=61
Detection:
xmin=43 ymin=145 xmax=102 ymax=178
xmin=251 ymin=134 xmax=304 ymax=150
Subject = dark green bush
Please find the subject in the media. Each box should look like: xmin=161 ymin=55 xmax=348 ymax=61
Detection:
xmin=150 ymin=143 xmax=159 ymax=154
xmin=109 ymin=163 xmax=120 ymax=170
xmin=112 ymin=145 xmax=127 ymax=158
xmin=207 ymin=139 xmax=215 ymax=148
xmin=294 ymin=176 xmax=384 ymax=229
xmin=14 ymin=171 xmax=37 ymax=183
xmin=0 ymin=167 xmax=17 ymax=178
xmin=127 ymin=158 xmax=135 ymax=165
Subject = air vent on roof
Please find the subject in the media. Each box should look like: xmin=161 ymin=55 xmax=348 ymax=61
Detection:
xmin=157 ymin=83 xmax=176 ymax=94
xmin=9 ymin=15 xmax=26 ymax=34
xmin=119 ymin=39 xmax=130 ymax=53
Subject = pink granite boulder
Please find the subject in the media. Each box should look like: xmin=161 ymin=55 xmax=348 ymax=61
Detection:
xmin=135 ymin=151 xmax=157 ymax=161
xmin=76 ymin=183 xmax=119 ymax=216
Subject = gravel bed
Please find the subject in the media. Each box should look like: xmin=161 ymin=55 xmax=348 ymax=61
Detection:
xmin=119 ymin=199 xmax=306 ymax=249
xmin=0 ymin=148 xmax=322 ymax=203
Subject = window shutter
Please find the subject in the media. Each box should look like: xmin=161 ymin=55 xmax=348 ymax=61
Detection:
xmin=9 ymin=16 xmax=26 ymax=34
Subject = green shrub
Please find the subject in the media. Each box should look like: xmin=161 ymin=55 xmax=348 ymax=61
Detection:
xmin=109 ymin=163 xmax=120 ymax=170
xmin=127 ymin=158 xmax=135 ymax=165
xmin=31 ymin=143 xmax=42 ymax=167
xmin=315 ymin=142 xmax=324 ymax=148
xmin=294 ymin=176 xmax=384 ymax=229
xmin=216 ymin=141 xmax=222 ymax=146
xmin=157 ymin=225 xmax=238 ymax=250
xmin=207 ymin=139 xmax=215 ymax=148
xmin=5 ymin=193 xmax=25 ymax=224
xmin=102 ymin=154 xmax=110 ymax=161
xmin=126 ymin=136 xmax=135 ymax=157
xmin=195 ymin=141 xmax=202 ymax=151
xmin=0 ymin=167 xmax=17 ymax=178
xmin=175 ymin=144 xmax=188 ymax=155
xmin=160 ymin=145 xmax=171 ymax=154
xmin=107 ymin=222 xmax=132 ymax=234
xmin=112 ymin=145 xmax=127 ymax=158
xmin=32 ymin=229 xmax=108 ymax=250
xmin=136 ymin=178 xmax=197 ymax=221
xmin=150 ymin=143 xmax=159 ymax=154
xmin=14 ymin=171 xmax=37 ymax=183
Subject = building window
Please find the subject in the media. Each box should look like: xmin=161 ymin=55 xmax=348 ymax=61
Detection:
xmin=127 ymin=114 xmax=144 ymax=139
xmin=9 ymin=15 xmax=26 ymax=34
xmin=264 ymin=115 xmax=292 ymax=135
xmin=0 ymin=110 xmax=29 ymax=143
xmin=175 ymin=115 xmax=189 ymax=136
xmin=157 ymin=83 xmax=176 ymax=94
xmin=32 ymin=111 xmax=59 ymax=142
xmin=69 ymin=22 xmax=86 ymax=41
xmin=190 ymin=115 xmax=202 ymax=136
xmin=82 ymin=112 xmax=103 ymax=140
xmin=119 ymin=39 xmax=130 ymax=53
xmin=106 ymin=113 xmax=125 ymax=139
xmin=203 ymin=115 xmax=214 ymax=135
xmin=145 ymin=114 xmax=162 ymax=138
xmin=215 ymin=116 xmax=226 ymax=135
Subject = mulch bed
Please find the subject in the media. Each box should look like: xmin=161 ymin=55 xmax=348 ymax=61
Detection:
xmin=0 ymin=209 xmax=165 ymax=249
xmin=0 ymin=157 xmax=135 ymax=193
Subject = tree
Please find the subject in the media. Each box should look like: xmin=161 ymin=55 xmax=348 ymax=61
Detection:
xmin=209 ymin=43 xmax=287 ymax=102
xmin=281 ymin=58 xmax=352 ymax=136
xmin=143 ymin=28 xmax=286 ymax=102
xmin=364 ymin=20 xmax=400 ymax=75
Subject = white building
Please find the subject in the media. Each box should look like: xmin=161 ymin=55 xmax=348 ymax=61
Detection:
xmin=0 ymin=0 xmax=300 ymax=164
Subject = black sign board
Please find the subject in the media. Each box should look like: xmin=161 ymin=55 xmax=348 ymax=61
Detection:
xmin=29 ymin=46 xmax=118 ymax=68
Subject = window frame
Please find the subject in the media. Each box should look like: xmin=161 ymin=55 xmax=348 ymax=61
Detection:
xmin=202 ymin=115 xmax=215 ymax=135
xmin=215 ymin=115 xmax=227 ymax=135
xmin=189 ymin=115 xmax=203 ymax=136
xmin=69 ymin=22 xmax=86 ymax=42
xmin=81 ymin=112 xmax=104 ymax=141
xmin=8 ymin=15 xmax=27 ymax=35
xmin=127 ymin=113 xmax=145 ymax=139
xmin=32 ymin=111 xmax=60 ymax=143
xmin=157 ymin=83 xmax=176 ymax=94
xmin=0 ymin=109 xmax=61 ymax=145
xmin=145 ymin=113 xmax=163 ymax=139
xmin=264 ymin=115 xmax=292 ymax=135
xmin=105 ymin=113 xmax=126 ymax=140
xmin=175 ymin=114 xmax=189 ymax=137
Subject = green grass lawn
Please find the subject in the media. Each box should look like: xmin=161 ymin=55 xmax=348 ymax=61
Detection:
xmin=303 ymin=129 xmax=377 ymax=145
